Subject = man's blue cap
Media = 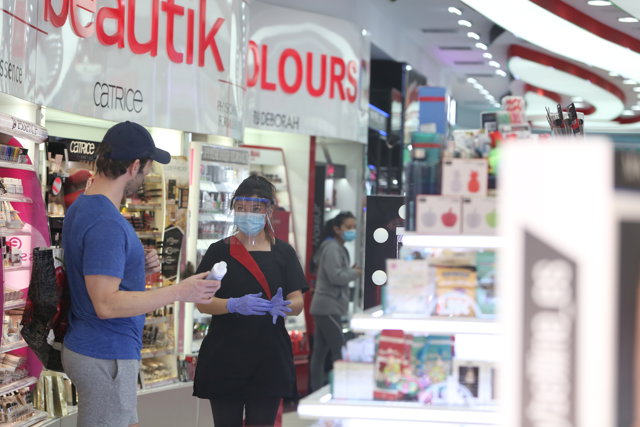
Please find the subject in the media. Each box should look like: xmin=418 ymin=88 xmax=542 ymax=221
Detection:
xmin=102 ymin=121 xmax=170 ymax=164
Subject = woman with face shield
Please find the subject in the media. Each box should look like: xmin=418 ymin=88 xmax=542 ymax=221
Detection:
xmin=192 ymin=175 xmax=308 ymax=427
xmin=309 ymin=212 xmax=363 ymax=392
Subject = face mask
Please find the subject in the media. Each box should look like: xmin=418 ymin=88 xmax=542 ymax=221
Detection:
xmin=343 ymin=229 xmax=356 ymax=242
xmin=235 ymin=212 xmax=266 ymax=236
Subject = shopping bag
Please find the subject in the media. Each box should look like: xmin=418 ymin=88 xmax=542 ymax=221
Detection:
xmin=20 ymin=247 xmax=69 ymax=372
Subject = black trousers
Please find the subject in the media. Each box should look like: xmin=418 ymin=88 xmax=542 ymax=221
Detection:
xmin=209 ymin=397 xmax=280 ymax=427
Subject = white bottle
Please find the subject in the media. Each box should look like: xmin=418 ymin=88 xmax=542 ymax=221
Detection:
xmin=206 ymin=261 xmax=227 ymax=280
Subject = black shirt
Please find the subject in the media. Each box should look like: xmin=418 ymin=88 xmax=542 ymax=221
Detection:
xmin=193 ymin=237 xmax=308 ymax=399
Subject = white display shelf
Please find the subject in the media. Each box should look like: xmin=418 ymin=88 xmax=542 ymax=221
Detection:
xmin=401 ymin=233 xmax=501 ymax=249
xmin=0 ymin=227 xmax=27 ymax=237
xmin=141 ymin=347 xmax=175 ymax=359
xmin=350 ymin=307 xmax=501 ymax=335
xmin=0 ymin=161 xmax=34 ymax=171
xmin=4 ymin=265 xmax=31 ymax=273
xmin=9 ymin=409 xmax=49 ymax=427
xmin=4 ymin=299 xmax=26 ymax=310
xmin=0 ymin=376 xmax=37 ymax=395
xmin=0 ymin=340 xmax=28 ymax=352
xmin=298 ymin=386 xmax=498 ymax=425
xmin=0 ymin=194 xmax=32 ymax=203
xmin=137 ymin=379 xmax=191 ymax=396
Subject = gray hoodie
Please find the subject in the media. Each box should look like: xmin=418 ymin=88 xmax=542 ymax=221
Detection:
xmin=309 ymin=238 xmax=359 ymax=316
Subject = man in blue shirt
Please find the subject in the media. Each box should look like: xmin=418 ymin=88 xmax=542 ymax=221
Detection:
xmin=61 ymin=121 xmax=220 ymax=427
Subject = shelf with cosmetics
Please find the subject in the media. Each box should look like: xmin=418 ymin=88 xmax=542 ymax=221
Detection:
xmin=0 ymin=113 xmax=50 ymax=425
xmin=182 ymin=143 xmax=250 ymax=356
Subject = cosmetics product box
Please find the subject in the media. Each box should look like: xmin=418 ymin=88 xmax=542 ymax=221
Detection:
xmin=415 ymin=195 xmax=462 ymax=234
xmin=442 ymin=158 xmax=488 ymax=197
xmin=384 ymin=259 xmax=434 ymax=314
xmin=332 ymin=361 xmax=374 ymax=400
xmin=461 ymin=196 xmax=497 ymax=235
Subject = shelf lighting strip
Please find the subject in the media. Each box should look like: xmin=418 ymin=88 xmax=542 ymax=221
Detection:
xmin=401 ymin=234 xmax=502 ymax=249
xmin=350 ymin=313 xmax=501 ymax=335
xmin=298 ymin=388 xmax=499 ymax=424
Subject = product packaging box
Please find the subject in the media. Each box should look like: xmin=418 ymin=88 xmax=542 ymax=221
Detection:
xmin=383 ymin=259 xmax=434 ymax=314
xmin=374 ymin=330 xmax=412 ymax=401
xmin=452 ymin=360 xmax=496 ymax=404
xmin=442 ymin=158 xmax=488 ymax=197
xmin=434 ymin=267 xmax=478 ymax=317
xmin=415 ymin=195 xmax=462 ymax=234
xmin=461 ymin=196 xmax=497 ymax=235
xmin=332 ymin=361 xmax=375 ymax=400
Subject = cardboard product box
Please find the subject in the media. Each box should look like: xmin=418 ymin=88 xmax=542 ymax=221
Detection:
xmin=452 ymin=360 xmax=496 ymax=404
xmin=442 ymin=158 xmax=488 ymax=197
xmin=383 ymin=259 xmax=434 ymax=315
xmin=416 ymin=195 xmax=462 ymax=234
xmin=434 ymin=267 xmax=478 ymax=317
xmin=374 ymin=330 xmax=413 ymax=401
xmin=461 ymin=196 xmax=497 ymax=235
xmin=332 ymin=361 xmax=375 ymax=400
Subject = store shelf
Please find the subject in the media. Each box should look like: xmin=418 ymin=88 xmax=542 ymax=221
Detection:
xmin=145 ymin=316 xmax=169 ymax=326
xmin=297 ymin=385 xmax=498 ymax=425
xmin=401 ymin=233 xmax=501 ymax=249
xmin=0 ymin=194 xmax=32 ymax=203
xmin=8 ymin=409 xmax=49 ymax=427
xmin=3 ymin=265 xmax=30 ymax=273
xmin=0 ymin=340 xmax=28 ymax=352
xmin=199 ymin=213 xmax=233 ymax=223
xmin=124 ymin=203 xmax=162 ymax=211
xmin=0 ymin=227 xmax=27 ymax=237
xmin=0 ymin=161 xmax=34 ymax=171
xmin=135 ymin=231 xmax=162 ymax=239
xmin=0 ymin=376 xmax=37 ymax=395
xmin=350 ymin=306 xmax=501 ymax=335
xmin=138 ymin=379 xmax=191 ymax=396
xmin=141 ymin=347 xmax=175 ymax=359
xmin=4 ymin=299 xmax=26 ymax=310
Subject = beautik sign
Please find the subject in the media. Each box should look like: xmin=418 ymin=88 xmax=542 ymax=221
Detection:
xmin=32 ymin=0 xmax=246 ymax=138
xmin=43 ymin=0 xmax=226 ymax=69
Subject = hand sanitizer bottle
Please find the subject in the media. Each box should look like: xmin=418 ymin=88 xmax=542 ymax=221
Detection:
xmin=206 ymin=261 xmax=227 ymax=280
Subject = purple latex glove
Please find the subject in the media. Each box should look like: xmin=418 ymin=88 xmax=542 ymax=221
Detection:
xmin=269 ymin=287 xmax=292 ymax=324
xmin=227 ymin=293 xmax=272 ymax=316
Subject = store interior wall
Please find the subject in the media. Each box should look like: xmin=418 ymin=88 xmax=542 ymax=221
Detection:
xmin=243 ymin=128 xmax=311 ymax=267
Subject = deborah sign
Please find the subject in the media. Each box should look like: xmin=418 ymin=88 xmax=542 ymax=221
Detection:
xmin=21 ymin=0 xmax=247 ymax=138
xmin=246 ymin=2 xmax=370 ymax=143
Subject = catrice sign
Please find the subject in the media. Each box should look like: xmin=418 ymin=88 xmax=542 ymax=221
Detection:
xmin=0 ymin=0 xmax=247 ymax=137
xmin=246 ymin=2 xmax=370 ymax=143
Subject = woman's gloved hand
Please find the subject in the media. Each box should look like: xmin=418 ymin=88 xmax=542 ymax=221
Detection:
xmin=227 ymin=293 xmax=272 ymax=316
xmin=268 ymin=287 xmax=292 ymax=324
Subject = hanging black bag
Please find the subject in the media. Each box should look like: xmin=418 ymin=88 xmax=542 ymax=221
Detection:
xmin=20 ymin=247 xmax=69 ymax=372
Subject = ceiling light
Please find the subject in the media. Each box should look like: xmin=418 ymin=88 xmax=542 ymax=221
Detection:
xmin=483 ymin=52 xmax=493 ymax=59
xmin=622 ymin=110 xmax=635 ymax=115
xmin=467 ymin=77 xmax=478 ymax=83
xmin=488 ymin=60 xmax=501 ymax=68
xmin=475 ymin=42 xmax=488 ymax=50
xmin=587 ymin=0 xmax=612 ymax=5
xmin=473 ymin=83 xmax=484 ymax=89
xmin=618 ymin=17 xmax=639 ymax=23
xmin=624 ymin=79 xmax=638 ymax=85
xmin=493 ymin=102 xmax=501 ymax=108
xmin=496 ymin=69 xmax=507 ymax=77
xmin=467 ymin=32 xmax=480 ymax=40
xmin=480 ymin=89 xmax=489 ymax=95
xmin=406 ymin=65 xmax=413 ymax=71
xmin=448 ymin=6 xmax=462 ymax=15
xmin=458 ymin=19 xmax=472 ymax=27
xmin=459 ymin=0 xmax=640 ymax=83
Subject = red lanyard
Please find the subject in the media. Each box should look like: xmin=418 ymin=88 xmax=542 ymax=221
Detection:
xmin=229 ymin=236 xmax=272 ymax=299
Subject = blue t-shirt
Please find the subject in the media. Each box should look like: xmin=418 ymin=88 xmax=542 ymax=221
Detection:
xmin=62 ymin=194 xmax=146 ymax=359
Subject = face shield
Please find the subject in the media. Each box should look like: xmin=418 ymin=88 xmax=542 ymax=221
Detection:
xmin=233 ymin=197 xmax=275 ymax=240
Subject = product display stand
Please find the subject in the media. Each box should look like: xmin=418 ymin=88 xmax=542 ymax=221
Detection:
xmin=0 ymin=113 xmax=52 ymax=425
xmin=183 ymin=143 xmax=250 ymax=356
xmin=298 ymin=232 xmax=501 ymax=426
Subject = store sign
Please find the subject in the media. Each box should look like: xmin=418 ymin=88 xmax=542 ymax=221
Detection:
xmin=0 ymin=2 xmax=38 ymax=102
xmin=28 ymin=0 xmax=246 ymax=138
xmin=246 ymin=2 xmax=370 ymax=143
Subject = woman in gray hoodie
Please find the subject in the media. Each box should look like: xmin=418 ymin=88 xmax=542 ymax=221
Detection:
xmin=309 ymin=211 xmax=362 ymax=391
